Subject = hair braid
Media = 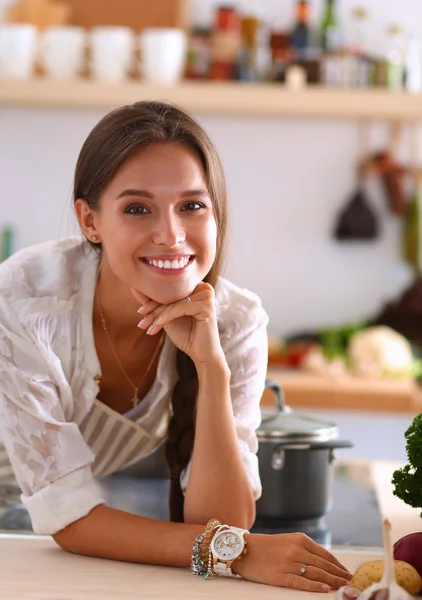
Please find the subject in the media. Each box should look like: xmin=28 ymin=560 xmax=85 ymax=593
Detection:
xmin=165 ymin=350 xmax=198 ymax=522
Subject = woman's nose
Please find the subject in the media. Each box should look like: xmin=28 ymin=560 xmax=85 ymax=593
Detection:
xmin=152 ymin=215 xmax=185 ymax=247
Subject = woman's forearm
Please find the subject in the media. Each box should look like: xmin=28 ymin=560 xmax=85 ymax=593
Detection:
xmin=183 ymin=361 xmax=256 ymax=528
xmin=53 ymin=504 xmax=202 ymax=565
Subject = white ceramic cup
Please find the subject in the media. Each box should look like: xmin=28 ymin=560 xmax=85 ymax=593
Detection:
xmin=139 ymin=28 xmax=187 ymax=85
xmin=0 ymin=23 xmax=38 ymax=78
xmin=90 ymin=26 xmax=135 ymax=82
xmin=39 ymin=26 xmax=86 ymax=79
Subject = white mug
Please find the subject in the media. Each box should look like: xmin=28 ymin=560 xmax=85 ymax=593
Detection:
xmin=90 ymin=26 xmax=135 ymax=82
xmin=0 ymin=24 xmax=38 ymax=78
xmin=139 ymin=28 xmax=187 ymax=85
xmin=39 ymin=26 xmax=86 ymax=79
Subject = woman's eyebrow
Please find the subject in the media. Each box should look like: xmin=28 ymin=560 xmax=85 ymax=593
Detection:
xmin=180 ymin=189 xmax=209 ymax=198
xmin=116 ymin=189 xmax=154 ymax=200
xmin=116 ymin=188 xmax=209 ymax=200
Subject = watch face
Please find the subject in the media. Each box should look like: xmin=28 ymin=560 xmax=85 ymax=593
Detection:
xmin=211 ymin=530 xmax=244 ymax=561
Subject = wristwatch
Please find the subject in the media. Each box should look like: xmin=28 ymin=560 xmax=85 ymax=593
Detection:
xmin=210 ymin=526 xmax=249 ymax=577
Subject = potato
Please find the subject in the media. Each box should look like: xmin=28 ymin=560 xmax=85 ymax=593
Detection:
xmin=350 ymin=560 xmax=422 ymax=595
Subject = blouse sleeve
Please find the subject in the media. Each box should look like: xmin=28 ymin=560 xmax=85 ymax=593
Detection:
xmin=0 ymin=298 xmax=105 ymax=535
xmin=180 ymin=287 xmax=269 ymax=500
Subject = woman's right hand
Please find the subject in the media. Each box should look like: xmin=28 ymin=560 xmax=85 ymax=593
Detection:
xmin=233 ymin=532 xmax=352 ymax=592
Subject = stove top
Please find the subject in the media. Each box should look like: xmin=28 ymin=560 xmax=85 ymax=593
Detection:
xmin=251 ymin=463 xmax=382 ymax=546
xmin=0 ymin=462 xmax=383 ymax=547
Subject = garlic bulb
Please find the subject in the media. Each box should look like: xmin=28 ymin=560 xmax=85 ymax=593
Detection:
xmin=335 ymin=585 xmax=363 ymax=600
xmin=359 ymin=520 xmax=414 ymax=600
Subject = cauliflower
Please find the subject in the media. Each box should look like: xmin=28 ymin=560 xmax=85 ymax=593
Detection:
xmin=348 ymin=326 xmax=413 ymax=380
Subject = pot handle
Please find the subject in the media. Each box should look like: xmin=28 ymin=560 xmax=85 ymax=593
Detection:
xmin=264 ymin=379 xmax=287 ymax=412
xmin=280 ymin=440 xmax=354 ymax=451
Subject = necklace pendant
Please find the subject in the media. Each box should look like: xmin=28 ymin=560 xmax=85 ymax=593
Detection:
xmin=132 ymin=388 xmax=139 ymax=408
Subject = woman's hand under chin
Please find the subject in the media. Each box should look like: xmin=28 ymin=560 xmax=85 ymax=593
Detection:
xmin=131 ymin=282 xmax=225 ymax=368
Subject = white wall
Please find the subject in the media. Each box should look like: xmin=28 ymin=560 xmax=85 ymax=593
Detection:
xmin=1 ymin=0 xmax=422 ymax=337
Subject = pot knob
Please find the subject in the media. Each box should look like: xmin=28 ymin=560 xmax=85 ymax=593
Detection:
xmin=271 ymin=446 xmax=285 ymax=471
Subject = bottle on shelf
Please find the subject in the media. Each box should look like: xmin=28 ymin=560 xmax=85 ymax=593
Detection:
xmin=269 ymin=31 xmax=294 ymax=83
xmin=291 ymin=0 xmax=310 ymax=61
xmin=404 ymin=35 xmax=422 ymax=94
xmin=238 ymin=13 xmax=260 ymax=80
xmin=348 ymin=6 xmax=373 ymax=87
xmin=185 ymin=27 xmax=211 ymax=80
xmin=319 ymin=0 xmax=344 ymax=86
xmin=209 ymin=6 xmax=242 ymax=81
xmin=320 ymin=0 xmax=342 ymax=52
xmin=385 ymin=23 xmax=406 ymax=90
xmin=254 ymin=20 xmax=272 ymax=82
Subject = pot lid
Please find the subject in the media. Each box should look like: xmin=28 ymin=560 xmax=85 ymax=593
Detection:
xmin=257 ymin=408 xmax=339 ymax=442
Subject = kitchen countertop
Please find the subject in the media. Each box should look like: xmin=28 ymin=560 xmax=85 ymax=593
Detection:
xmin=0 ymin=461 xmax=420 ymax=599
xmin=0 ymin=537 xmax=384 ymax=600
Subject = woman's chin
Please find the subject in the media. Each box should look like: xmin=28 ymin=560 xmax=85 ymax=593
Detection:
xmin=146 ymin=287 xmax=196 ymax=306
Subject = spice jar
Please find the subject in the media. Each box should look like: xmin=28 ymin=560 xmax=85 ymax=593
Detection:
xmin=210 ymin=6 xmax=242 ymax=80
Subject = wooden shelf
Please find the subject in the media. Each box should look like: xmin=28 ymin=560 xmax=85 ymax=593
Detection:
xmin=1 ymin=78 xmax=422 ymax=119
xmin=262 ymin=368 xmax=422 ymax=413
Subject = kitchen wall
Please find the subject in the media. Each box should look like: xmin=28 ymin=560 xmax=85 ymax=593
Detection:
xmin=1 ymin=0 xmax=422 ymax=337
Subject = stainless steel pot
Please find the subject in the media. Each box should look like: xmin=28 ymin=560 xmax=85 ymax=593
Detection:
xmin=256 ymin=380 xmax=353 ymax=523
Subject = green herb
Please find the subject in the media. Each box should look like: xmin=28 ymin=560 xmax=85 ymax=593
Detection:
xmin=392 ymin=413 xmax=422 ymax=518
xmin=318 ymin=320 xmax=368 ymax=360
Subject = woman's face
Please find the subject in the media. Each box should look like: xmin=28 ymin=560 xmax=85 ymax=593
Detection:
xmin=92 ymin=142 xmax=217 ymax=305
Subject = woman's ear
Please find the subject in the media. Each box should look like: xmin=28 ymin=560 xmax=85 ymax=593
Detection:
xmin=74 ymin=198 xmax=101 ymax=244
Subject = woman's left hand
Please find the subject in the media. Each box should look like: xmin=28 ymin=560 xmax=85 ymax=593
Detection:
xmin=131 ymin=282 xmax=225 ymax=367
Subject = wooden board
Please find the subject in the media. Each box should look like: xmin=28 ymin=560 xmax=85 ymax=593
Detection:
xmin=65 ymin=0 xmax=188 ymax=30
xmin=263 ymin=369 xmax=422 ymax=414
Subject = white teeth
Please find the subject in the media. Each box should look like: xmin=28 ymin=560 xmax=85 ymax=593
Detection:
xmin=145 ymin=256 xmax=191 ymax=270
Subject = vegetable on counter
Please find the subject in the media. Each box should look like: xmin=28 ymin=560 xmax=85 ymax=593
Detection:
xmin=349 ymin=326 xmax=414 ymax=380
xmin=394 ymin=533 xmax=422 ymax=579
xmin=392 ymin=413 xmax=422 ymax=518
xmin=337 ymin=520 xmax=422 ymax=600
xmin=268 ymin=323 xmax=421 ymax=381
xmin=350 ymin=560 xmax=421 ymax=595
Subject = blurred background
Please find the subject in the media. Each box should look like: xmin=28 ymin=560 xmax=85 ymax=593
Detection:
xmin=1 ymin=0 xmax=422 ymax=460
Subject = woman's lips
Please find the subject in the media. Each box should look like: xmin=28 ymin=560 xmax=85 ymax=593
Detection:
xmin=141 ymin=256 xmax=194 ymax=275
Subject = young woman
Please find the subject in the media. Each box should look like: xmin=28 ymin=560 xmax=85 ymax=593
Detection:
xmin=0 ymin=101 xmax=351 ymax=591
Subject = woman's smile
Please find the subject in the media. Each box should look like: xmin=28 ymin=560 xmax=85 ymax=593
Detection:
xmin=141 ymin=254 xmax=195 ymax=275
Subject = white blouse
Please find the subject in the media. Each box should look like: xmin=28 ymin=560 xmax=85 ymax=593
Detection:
xmin=0 ymin=238 xmax=269 ymax=535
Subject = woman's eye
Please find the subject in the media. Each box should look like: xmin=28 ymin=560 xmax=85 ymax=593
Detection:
xmin=125 ymin=204 xmax=149 ymax=215
xmin=181 ymin=201 xmax=205 ymax=211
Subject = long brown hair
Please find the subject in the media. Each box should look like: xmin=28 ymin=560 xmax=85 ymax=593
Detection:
xmin=73 ymin=101 xmax=229 ymax=522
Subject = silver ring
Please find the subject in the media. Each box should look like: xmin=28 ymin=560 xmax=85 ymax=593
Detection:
xmin=186 ymin=296 xmax=192 ymax=303
xmin=300 ymin=565 xmax=309 ymax=576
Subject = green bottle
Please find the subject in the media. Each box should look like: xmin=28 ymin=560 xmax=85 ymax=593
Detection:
xmin=1 ymin=225 xmax=14 ymax=262
xmin=402 ymin=187 xmax=421 ymax=274
xmin=320 ymin=0 xmax=341 ymax=51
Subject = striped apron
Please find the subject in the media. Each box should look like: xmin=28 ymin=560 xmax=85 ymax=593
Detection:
xmin=0 ymin=396 xmax=171 ymax=488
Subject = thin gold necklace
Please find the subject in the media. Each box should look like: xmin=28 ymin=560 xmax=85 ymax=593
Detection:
xmin=96 ymin=285 xmax=164 ymax=409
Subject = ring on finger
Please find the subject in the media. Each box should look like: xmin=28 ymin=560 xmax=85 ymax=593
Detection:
xmin=186 ymin=296 xmax=192 ymax=303
xmin=300 ymin=564 xmax=309 ymax=576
